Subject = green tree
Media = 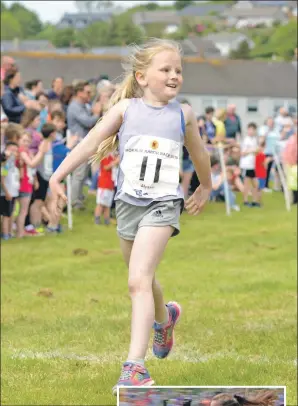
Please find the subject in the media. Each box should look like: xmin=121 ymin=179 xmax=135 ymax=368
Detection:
xmin=174 ymin=0 xmax=194 ymax=11
xmin=230 ymin=40 xmax=251 ymax=59
xmin=52 ymin=28 xmax=76 ymax=47
xmin=106 ymin=14 xmax=144 ymax=46
xmin=78 ymin=21 xmax=110 ymax=48
xmin=1 ymin=11 xmax=22 ymax=40
xmin=9 ymin=3 xmax=43 ymax=38
xmin=146 ymin=2 xmax=159 ymax=10
xmin=34 ymin=23 xmax=57 ymax=41
xmin=250 ymin=20 xmax=297 ymax=61
xmin=269 ymin=20 xmax=297 ymax=60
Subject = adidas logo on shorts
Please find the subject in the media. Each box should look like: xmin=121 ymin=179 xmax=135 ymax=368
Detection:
xmin=152 ymin=210 xmax=163 ymax=218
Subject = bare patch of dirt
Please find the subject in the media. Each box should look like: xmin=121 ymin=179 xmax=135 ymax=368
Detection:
xmin=37 ymin=288 xmax=53 ymax=298
xmin=73 ymin=248 xmax=88 ymax=256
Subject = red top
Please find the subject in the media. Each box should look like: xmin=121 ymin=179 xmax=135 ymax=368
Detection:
xmin=17 ymin=147 xmax=33 ymax=193
xmin=255 ymin=151 xmax=267 ymax=179
xmin=98 ymin=155 xmax=115 ymax=190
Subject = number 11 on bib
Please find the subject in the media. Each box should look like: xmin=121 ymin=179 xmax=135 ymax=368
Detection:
xmin=121 ymin=135 xmax=180 ymax=199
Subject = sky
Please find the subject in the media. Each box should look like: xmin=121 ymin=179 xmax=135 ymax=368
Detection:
xmin=3 ymin=1 xmax=177 ymax=23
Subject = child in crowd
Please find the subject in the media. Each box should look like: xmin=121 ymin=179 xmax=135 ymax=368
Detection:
xmin=255 ymin=139 xmax=273 ymax=207
xmin=94 ymin=153 xmax=120 ymax=225
xmin=36 ymin=92 xmax=49 ymax=131
xmin=209 ymin=157 xmax=240 ymax=211
xmin=4 ymin=122 xmax=23 ymax=145
xmin=21 ymin=108 xmax=42 ymax=155
xmin=16 ymin=131 xmax=49 ymax=238
xmin=239 ymin=122 xmax=259 ymax=207
xmin=1 ymin=142 xmax=20 ymax=240
xmin=47 ymin=100 xmax=63 ymax=122
xmin=46 ymin=118 xmax=78 ymax=233
xmin=29 ymin=123 xmax=56 ymax=231
xmin=51 ymin=110 xmax=66 ymax=141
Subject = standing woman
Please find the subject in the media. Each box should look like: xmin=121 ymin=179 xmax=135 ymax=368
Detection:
xmin=2 ymin=69 xmax=26 ymax=123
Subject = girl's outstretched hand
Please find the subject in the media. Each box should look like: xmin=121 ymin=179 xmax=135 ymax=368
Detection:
xmin=49 ymin=177 xmax=67 ymax=217
xmin=185 ymin=185 xmax=211 ymax=215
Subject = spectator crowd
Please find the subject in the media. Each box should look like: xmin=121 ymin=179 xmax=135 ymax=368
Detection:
xmin=1 ymin=55 xmax=297 ymax=241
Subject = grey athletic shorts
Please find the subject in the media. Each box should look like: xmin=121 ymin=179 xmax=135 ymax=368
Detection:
xmin=115 ymin=199 xmax=183 ymax=241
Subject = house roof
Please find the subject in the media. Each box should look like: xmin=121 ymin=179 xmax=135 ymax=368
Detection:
xmin=12 ymin=54 xmax=297 ymax=99
xmin=132 ymin=11 xmax=181 ymax=25
xmin=204 ymin=32 xmax=249 ymax=44
xmin=223 ymin=6 xmax=285 ymax=17
xmin=180 ymin=38 xmax=221 ymax=57
xmin=181 ymin=60 xmax=297 ymax=98
xmin=179 ymin=3 xmax=230 ymax=16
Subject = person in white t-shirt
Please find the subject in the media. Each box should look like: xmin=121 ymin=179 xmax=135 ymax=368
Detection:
xmin=240 ymin=122 xmax=259 ymax=207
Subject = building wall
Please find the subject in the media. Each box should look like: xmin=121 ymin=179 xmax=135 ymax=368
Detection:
xmin=179 ymin=94 xmax=297 ymax=130
xmin=8 ymin=54 xmax=296 ymax=129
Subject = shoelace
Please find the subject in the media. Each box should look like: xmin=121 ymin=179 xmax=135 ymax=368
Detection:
xmin=154 ymin=328 xmax=168 ymax=346
xmin=119 ymin=364 xmax=146 ymax=381
xmin=119 ymin=368 xmax=133 ymax=381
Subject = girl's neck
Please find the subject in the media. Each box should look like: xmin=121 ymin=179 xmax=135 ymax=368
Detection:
xmin=141 ymin=96 xmax=169 ymax=108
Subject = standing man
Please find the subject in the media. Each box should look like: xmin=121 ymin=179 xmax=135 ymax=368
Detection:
xmin=224 ymin=104 xmax=242 ymax=144
xmin=67 ymin=81 xmax=102 ymax=209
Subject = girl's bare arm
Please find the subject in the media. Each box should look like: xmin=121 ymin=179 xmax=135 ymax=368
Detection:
xmin=182 ymin=104 xmax=212 ymax=189
xmin=50 ymin=100 xmax=129 ymax=183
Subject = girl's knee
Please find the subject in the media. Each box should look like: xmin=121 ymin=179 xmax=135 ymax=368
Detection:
xmin=128 ymin=275 xmax=152 ymax=295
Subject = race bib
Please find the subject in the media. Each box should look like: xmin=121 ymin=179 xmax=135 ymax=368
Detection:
xmin=121 ymin=135 xmax=180 ymax=199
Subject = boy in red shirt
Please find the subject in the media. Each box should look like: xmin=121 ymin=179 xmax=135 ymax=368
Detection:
xmin=94 ymin=153 xmax=119 ymax=225
xmin=255 ymin=140 xmax=273 ymax=206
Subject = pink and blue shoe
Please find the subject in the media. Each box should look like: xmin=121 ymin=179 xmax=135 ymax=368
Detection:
xmin=153 ymin=301 xmax=182 ymax=359
xmin=112 ymin=362 xmax=154 ymax=395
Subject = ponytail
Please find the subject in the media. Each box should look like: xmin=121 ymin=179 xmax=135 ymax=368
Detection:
xmin=90 ymin=72 xmax=139 ymax=164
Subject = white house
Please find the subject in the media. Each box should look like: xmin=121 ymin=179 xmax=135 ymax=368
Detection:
xmin=57 ymin=12 xmax=115 ymax=30
xmin=204 ymin=32 xmax=254 ymax=57
xmin=222 ymin=6 xmax=288 ymax=28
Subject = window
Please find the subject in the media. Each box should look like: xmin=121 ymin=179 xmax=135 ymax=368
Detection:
xmin=247 ymin=99 xmax=259 ymax=113
xmin=274 ymin=100 xmax=297 ymax=115
xmin=202 ymin=99 xmax=214 ymax=110
xmin=273 ymin=100 xmax=285 ymax=114
xmin=217 ymin=99 xmax=228 ymax=108
xmin=289 ymin=104 xmax=297 ymax=115
xmin=202 ymin=99 xmax=227 ymax=110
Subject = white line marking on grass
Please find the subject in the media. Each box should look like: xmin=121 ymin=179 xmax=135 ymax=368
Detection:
xmin=10 ymin=348 xmax=297 ymax=366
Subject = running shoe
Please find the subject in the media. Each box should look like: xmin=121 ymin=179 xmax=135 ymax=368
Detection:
xmin=153 ymin=301 xmax=182 ymax=359
xmin=112 ymin=362 xmax=154 ymax=395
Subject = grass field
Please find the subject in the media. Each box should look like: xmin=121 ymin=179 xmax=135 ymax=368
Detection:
xmin=1 ymin=192 xmax=297 ymax=406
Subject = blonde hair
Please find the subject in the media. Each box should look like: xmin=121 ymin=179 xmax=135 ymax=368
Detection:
xmin=91 ymin=38 xmax=182 ymax=163
xmin=215 ymin=108 xmax=227 ymax=122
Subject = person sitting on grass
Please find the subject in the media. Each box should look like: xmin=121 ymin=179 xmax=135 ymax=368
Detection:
xmin=209 ymin=156 xmax=240 ymax=211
